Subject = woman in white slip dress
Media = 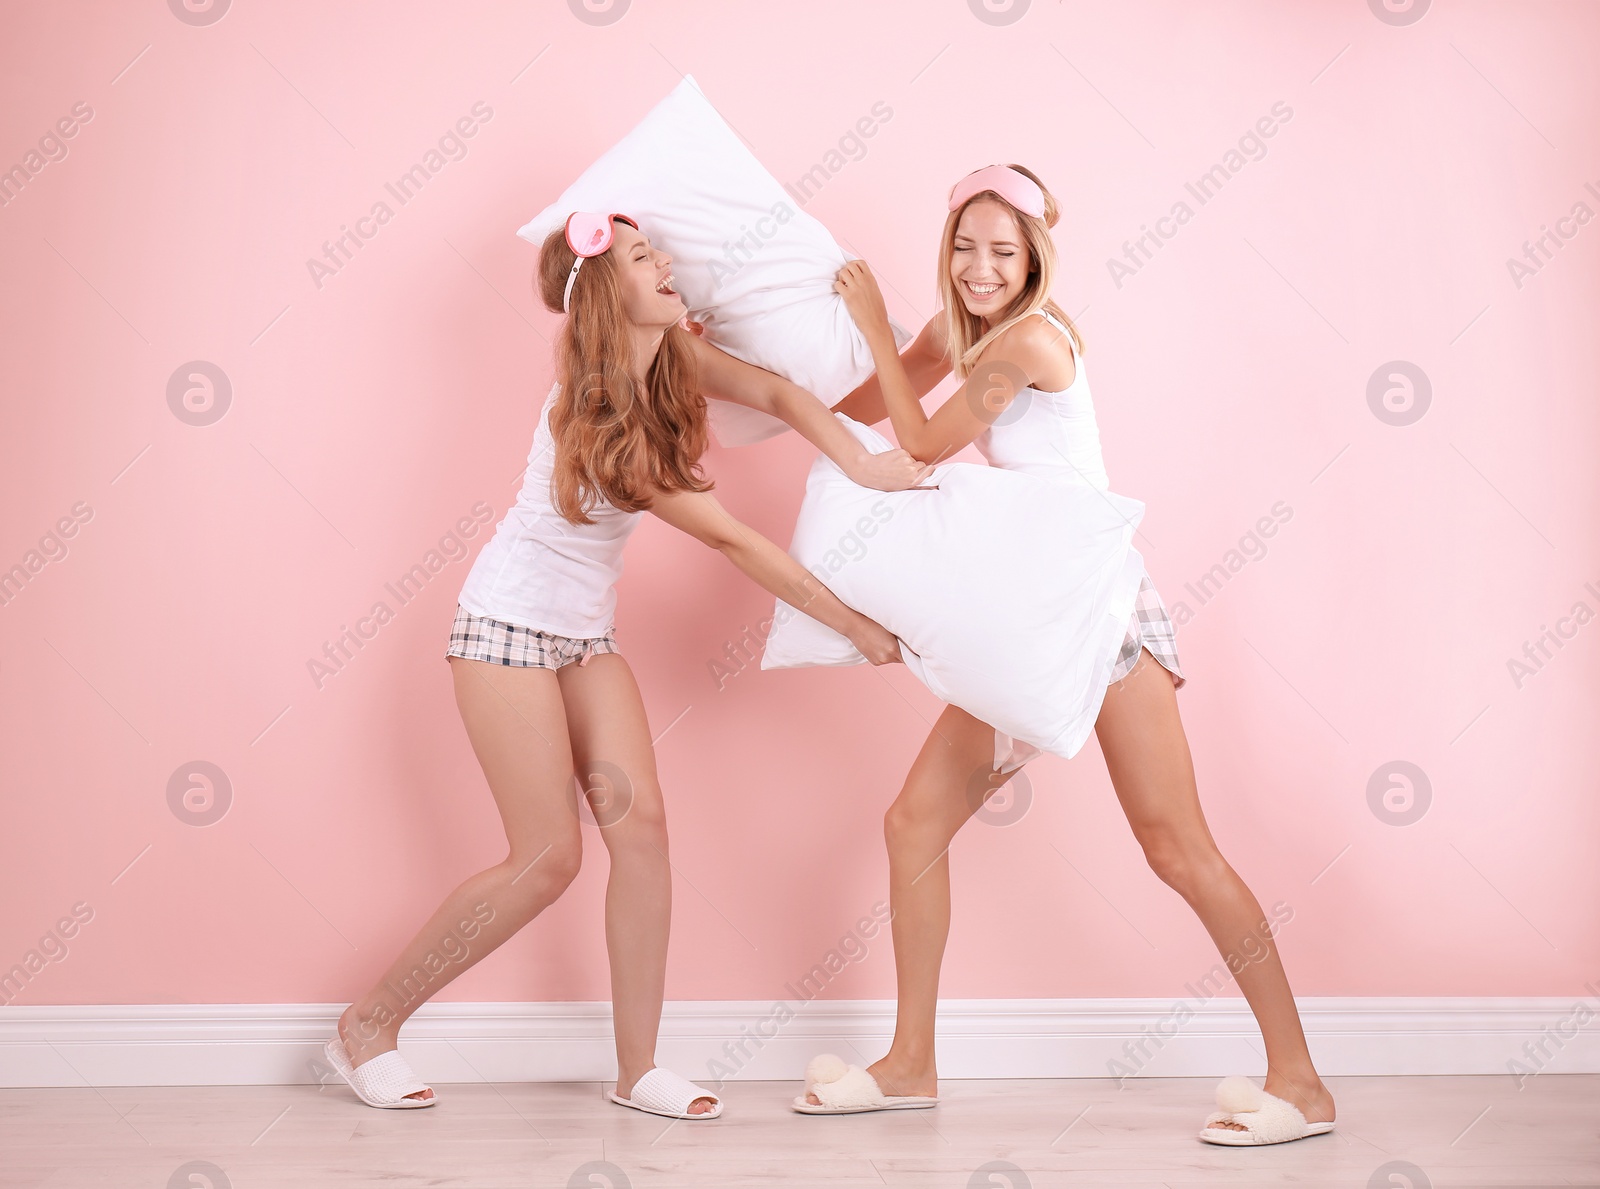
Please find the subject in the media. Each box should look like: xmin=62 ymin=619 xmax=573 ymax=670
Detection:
xmin=323 ymin=213 xmax=924 ymax=1118
xmin=794 ymin=166 xmax=1336 ymax=1147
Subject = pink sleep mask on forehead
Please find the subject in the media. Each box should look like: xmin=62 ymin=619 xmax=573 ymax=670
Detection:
xmin=561 ymin=211 xmax=639 ymax=312
xmin=947 ymin=165 xmax=1045 ymax=218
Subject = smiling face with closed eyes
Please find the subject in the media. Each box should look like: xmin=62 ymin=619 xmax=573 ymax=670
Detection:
xmin=948 ymin=197 xmax=1033 ymax=328
xmin=607 ymin=220 xmax=685 ymax=330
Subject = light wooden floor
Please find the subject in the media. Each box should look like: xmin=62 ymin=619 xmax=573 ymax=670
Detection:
xmin=2 ymin=1075 xmax=1596 ymax=1188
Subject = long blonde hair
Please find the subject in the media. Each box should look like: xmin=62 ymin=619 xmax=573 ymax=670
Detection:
xmin=536 ymin=222 xmax=713 ymax=525
xmin=937 ymin=164 xmax=1083 ymax=378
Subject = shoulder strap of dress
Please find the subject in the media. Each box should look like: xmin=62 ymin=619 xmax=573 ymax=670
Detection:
xmin=1037 ymin=310 xmax=1076 ymax=355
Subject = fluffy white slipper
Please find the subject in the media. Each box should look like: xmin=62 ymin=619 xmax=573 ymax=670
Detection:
xmin=1198 ymin=1075 xmax=1334 ymax=1145
xmin=609 ymin=1067 xmax=723 ymax=1120
xmin=791 ymin=1053 xmax=940 ymax=1114
xmin=322 ymin=1035 xmax=435 ymax=1109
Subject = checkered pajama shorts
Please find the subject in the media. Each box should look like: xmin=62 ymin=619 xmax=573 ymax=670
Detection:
xmin=444 ymin=604 xmax=619 ymax=670
xmin=1108 ymin=576 xmax=1186 ymax=688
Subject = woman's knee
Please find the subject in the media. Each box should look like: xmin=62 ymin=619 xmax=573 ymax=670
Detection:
xmin=1141 ymin=832 xmax=1226 ymax=896
xmin=595 ymin=782 xmax=669 ymax=852
xmin=508 ymin=835 xmax=584 ymax=900
xmin=883 ymin=787 xmax=960 ymax=856
xmin=475 ymin=838 xmax=581 ymax=928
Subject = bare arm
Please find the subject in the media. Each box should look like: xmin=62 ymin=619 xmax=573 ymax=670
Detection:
xmin=830 ymin=315 xmax=952 ymax=427
xmin=686 ymin=332 xmax=929 ymax=491
xmin=646 ymin=486 xmax=903 ymax=665
xmin=834 ymin=261 xmax=1064 ymax=466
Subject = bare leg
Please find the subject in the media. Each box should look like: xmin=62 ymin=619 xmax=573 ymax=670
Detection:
xmin=1095 ymin=648 xmax=1334 ymax=1127
xmin=555 ymin=653 xmax=714 ymax=1114
xmin=335 ymin=656 xmax=584 ymax=1101
xmin=809 ymin=703 xmax=997 ymax=1102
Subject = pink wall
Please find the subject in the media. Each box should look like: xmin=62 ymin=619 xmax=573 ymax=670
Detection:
xmin=1 ymin=0 xmax=1595 ymax=1009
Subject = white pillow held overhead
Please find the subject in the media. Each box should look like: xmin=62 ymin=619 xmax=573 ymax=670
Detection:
xmin=518 ymin=76 xmax=909 ymax=447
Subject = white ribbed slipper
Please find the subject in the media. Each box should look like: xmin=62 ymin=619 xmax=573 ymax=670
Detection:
xmin=322 ymin=1035 xmax=435 ymax=1109
xmin=1198 ymin=1075 xmax=1334 ymax=1145
xmin=609 ymin=1067 xmax=722 ymax=1120
xmin=791 ymin=1053 xmax=939 ymax=1114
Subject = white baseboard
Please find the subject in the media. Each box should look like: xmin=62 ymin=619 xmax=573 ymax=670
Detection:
xmin=1 ymin=997 xmax=1596 ymax=1087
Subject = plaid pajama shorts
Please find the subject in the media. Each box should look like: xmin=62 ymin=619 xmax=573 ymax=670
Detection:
xmin=1108 ymin=576 xmax=1186 ymax=689
xmin=444 ymin=604 xmax=619 ymax=670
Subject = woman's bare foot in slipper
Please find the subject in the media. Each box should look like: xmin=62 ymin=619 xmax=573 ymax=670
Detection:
xmin=803 ymin=1054 xmax=937 ymax=1106
xmin=1207 ymin=1069 xmax=1333 ymax=1132
xmin=616 ymin=1067 xmax=717 ymax=1115
xmin=336 ymin=1005 xmax=434 ymax=1104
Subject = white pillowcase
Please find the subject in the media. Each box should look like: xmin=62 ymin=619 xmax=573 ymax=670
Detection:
xmin=517 ymin=76 xmax=909 ymax=447
xmin=761 ymin=415 xmax=1149 ymax=761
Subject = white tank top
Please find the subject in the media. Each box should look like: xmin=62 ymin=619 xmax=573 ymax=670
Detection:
xmin=970 ymin=310 xmax=1136 ymax=777
xmin=972 ymin=311 xmax=1110 ymax=490
xmin=457 ymin=383 xmax=645 ymax=638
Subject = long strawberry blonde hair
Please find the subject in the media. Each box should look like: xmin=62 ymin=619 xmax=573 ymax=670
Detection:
xmin=536 ymin=220 xmax=712 ymax=525
xmin=937 ymin=164 xmax=1083 ymax=379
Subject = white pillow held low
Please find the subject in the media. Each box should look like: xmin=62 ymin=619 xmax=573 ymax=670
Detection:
xmin=761 ymin=415 xmax=1148 ymax=761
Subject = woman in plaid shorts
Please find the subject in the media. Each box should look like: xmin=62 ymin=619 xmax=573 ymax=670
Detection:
xmin=792 ymin=167 xmax=1336 ymax=1146
xmin=325 ymin=213 xmax=926 ymax=1116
